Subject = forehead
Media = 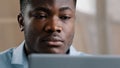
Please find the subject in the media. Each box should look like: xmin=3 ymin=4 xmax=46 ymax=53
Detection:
xmin=28 ymin=0 xmax=75 ymax=9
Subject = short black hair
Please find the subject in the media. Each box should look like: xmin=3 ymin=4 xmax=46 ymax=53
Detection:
xmin=20 ymin=0 xmax=28 ymax=14
xmin=20 ymin=0 xmax=77 ymax=14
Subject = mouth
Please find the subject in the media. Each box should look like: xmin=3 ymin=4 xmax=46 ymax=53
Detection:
xmin=41 ymin=37 xmax=64 ymax=47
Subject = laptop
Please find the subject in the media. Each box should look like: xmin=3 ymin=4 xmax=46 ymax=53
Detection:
xmin=28 ymin=54 xmax=120 ymax=68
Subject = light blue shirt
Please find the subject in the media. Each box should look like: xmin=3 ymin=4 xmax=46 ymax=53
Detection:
xmin=0 ymin=41 xmax=86 ymax=68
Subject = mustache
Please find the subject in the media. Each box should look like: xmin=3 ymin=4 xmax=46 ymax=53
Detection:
xmin=41 ymin=33 xmax=64 ymax=42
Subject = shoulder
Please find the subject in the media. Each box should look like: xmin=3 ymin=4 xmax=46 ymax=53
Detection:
xmin=69 ymin=46 xmax=89 ymax=56
xmin=77 ymin=51 xmax=90 ymax=56
xmin=0 ymin=48 xmax=14 ymax=66
xmin=0 ymin=48 xmax=14 ymax=57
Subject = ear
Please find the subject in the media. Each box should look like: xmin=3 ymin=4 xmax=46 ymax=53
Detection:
xmin=17 ymin=13 xmax=24 ymax=31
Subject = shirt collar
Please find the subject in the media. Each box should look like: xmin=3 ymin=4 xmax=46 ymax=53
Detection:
xmin=69 ymin=46 xmax=83 ymax=56
xmin=11 ymin=41 xmax=28 ymax=65
xmin=11 ymin=41 xmax=80 ymax=65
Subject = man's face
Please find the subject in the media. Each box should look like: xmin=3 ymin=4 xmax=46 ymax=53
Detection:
xmin=19 ymin=0 xmax=75 ymax=54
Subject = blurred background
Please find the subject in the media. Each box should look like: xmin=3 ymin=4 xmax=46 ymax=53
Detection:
xmin=0 ymin=0 xmax=120 ymax=55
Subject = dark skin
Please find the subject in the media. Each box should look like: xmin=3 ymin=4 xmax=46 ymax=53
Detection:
xmin=18 ymin=0 xmax=75 ymax=55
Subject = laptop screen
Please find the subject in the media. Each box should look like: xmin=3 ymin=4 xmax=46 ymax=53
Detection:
xmin=28 ymin=54 xmax=120 ymax=68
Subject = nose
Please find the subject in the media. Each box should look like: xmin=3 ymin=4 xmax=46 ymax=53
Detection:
xmin=44 ymin=16 xmax=62 ymax=33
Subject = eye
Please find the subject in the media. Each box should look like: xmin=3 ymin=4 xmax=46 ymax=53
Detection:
xmin=34 ymin=13 xmax=47 ymax=19
xmin=32 ymin=12 xmax=48 ymax=20
xmin=60 ymin=15 xmax=71 ymax=20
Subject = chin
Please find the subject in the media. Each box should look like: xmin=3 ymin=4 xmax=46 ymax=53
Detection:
xmin=42 ymin=49 xmax=65 ymax=54
xmin=45 ymin=50 xmax=64 ymax=54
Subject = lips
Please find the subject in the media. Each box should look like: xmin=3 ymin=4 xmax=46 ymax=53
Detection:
xmin=41 ymin=36 xmax=64 ymax=47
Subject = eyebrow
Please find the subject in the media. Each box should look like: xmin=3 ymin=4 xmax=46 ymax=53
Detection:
xmin=32 ymin=7 xmax=72 ymax=13
xmin=33 ymin=7 xmax=50 ymax=13
xmin=59 ymin=7 xmax=72 ymax=11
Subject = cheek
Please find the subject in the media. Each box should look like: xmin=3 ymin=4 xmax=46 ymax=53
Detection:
xmin=25 ymin=20 xmax=44 ymax=34
xmin=24 ymin=20 xmax=42 ymax=43
xmin=24 ymin=20 xmax=44 ymax=51
xmin=63 ymin=22 xmax=75 ymax=44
